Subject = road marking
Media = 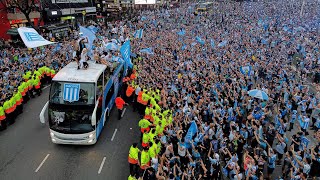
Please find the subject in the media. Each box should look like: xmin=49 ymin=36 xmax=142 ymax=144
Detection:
xmin=35 ymin=154 xmax=50 ymax=173
xmin=98 ymin=157 xmax=106 ymax=174
xmin=111 ymin=129 xmax=118 ymax=141
xmin=43 ymin=85 xmax=50 ymax=90
xmin=121 ymin=108 xmax=127 ymax=117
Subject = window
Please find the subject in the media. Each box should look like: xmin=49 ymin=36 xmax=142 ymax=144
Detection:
xmin=104 ymin=68 xmax=110 ymax=86
xmin=96 ymin=73 xmax=104 ymax=100
xmin=105 ymin=84 xmax=114 ymax=108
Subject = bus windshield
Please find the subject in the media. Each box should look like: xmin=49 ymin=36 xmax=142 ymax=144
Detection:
xmin=48 ymin=105 xmax=95 ymax=134
xmin=50 ymin=81 xmax=95 ymax=105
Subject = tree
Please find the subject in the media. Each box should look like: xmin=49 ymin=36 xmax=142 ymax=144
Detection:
xmin=0 ymin=0 xmax=43 ymax=28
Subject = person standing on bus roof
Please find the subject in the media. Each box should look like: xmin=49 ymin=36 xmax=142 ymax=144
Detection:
xmin=115 ymin=96 xmax=127 ymax=120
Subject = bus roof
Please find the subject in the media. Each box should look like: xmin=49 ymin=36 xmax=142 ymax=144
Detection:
xmin=53 ymin=61 xmax=107 ymax=83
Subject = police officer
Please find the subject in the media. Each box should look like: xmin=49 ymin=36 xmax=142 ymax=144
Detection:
xmin=0 ymin=101 xmax=7 ymax=130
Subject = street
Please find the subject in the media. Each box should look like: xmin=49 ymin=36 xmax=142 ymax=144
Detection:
xmin=0 ymin=87 xmax=140 ymax=180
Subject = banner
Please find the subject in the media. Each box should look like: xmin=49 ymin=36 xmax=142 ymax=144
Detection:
xmin=184 ymin=121 xmax=198 ymax=148
xmin=210 ymin=39 xmax=215 ymax=48
xmin=18 ymin=27 xmax=56 ymax=48
xmin=120 ymin=40 xmax=133 ymax=68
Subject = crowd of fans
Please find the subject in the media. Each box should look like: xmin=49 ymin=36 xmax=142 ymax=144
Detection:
xmin=124 ymin=0 xmax=320 ymax=180
xmin=0 ymin=0 xmax=319 ymax=179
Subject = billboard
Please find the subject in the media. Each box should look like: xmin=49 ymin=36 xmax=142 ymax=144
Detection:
xmin=134 ymin=0 xmax=156 ymax=4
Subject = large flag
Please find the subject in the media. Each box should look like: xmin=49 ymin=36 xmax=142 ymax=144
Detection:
xmin=240 ymin=66 xmax=252 ymax=76
xmin=18 ymin=27 xmax=56 ymax=48
xmin=134 ymin=29 xmax=144 ymax=39
xmin=120 ymin=40 xmax=133 ymax=68
xmin=79 ymin=26 xmax=96 ymax=50
xmin=63 ymin=83 xmax=80 ymax=102
xmin=87 ymin=25 xmax=99 ymax=34
xmin=184 ymin=121 xmax=198 ymax=148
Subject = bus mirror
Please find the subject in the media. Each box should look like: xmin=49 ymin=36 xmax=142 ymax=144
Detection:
xmin=91 ymin=100 xmax=99 ymax=126
xmin=40 ymin=101 xmax=49 ymax=124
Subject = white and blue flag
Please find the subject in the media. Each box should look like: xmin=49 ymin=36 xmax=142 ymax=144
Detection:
xmin=301 ymin=136 xmax=310 ymax=148
xmin=63 ymin=84 xmax=80 ymax=102
xmin=18 ymin=27 xmax=56 ymax=48
xmin=140 ymin=48 xmax=154 ymax=55
xmin=134 ymin=29 xmax=144 ymax=39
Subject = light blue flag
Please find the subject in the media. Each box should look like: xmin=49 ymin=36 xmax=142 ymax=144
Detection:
xmin=140 ymin=48 xmax=154 ymax=55
xmin=240 ymin=66 xmax=252 ymax=76
xmin=218 ymin=40 xmax=228 ymax=47
xmin=184 ymin=121 xmax=198 ymax=148
xmin=80 ymin=26 xmax=96 ymax=50
xmin=181 ymin=44 xmax=187 ymax=50
xmin=196 ymin=36 xmax=205 ymax=45
xmin=134 ymin=29 xmax=144 ymax=39
xmin=210 ymin=39 xmax=215 ymax=48
xmin=87 ymin=25 xmax=98 ymax=34
xmin=141 ymin=16 xmax=147 ymax=21
xmin=177 ymin=29 xmax=186 ymax=36
xmin=120 ymin=40 xmax=133 ymax=68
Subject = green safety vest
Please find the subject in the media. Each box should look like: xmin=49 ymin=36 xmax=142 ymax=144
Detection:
xmin=33 ymin=76 xmax=40 ymax=86
xmin=138 ymin=119 xmax=151 ymax=129
xmin=128 ymin=175 xmax=137 ymax=180
xmin=140 ymin=150 xmax=150 ymax=166
xmin=0 ymin=106 xmax=5 ymax=119
xmin=148 ymin=143 xmax=157 ymax=158
xmin=3 ymin=101 xmax=11 ymax=113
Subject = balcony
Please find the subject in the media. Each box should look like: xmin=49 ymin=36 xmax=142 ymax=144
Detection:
xmin=7 ymin=12 xmax=40 ymax=20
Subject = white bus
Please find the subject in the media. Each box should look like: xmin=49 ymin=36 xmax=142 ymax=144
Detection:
xmin=40 ymin=61 xmax=127 ymax=145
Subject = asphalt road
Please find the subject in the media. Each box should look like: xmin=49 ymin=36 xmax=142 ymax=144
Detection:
xmin=0 ymin=86 xmax=140 ymax=180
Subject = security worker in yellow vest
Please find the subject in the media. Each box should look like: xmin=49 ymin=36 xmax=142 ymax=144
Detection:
xmin=27 ymin=77 xmax=34 ymax=98
xmin=140 ymin=146 xmax=150 ymax=170
xmin=13 ymin=88 xmax=23 ymax=115
xmin=33 ymin=74 xmax=41 ymax=96
xmin=128 ymin=143 xmax=140 ymax=176
xmin=0 ymin=101 xmax=7 ymax=130
xmin=128 ymin=172 xmax=137 ymax=180
xmin=3 ymin=96 xmax=15 ymax=125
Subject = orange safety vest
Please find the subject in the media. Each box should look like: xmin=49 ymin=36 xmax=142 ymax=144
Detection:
xmin=35 ymin=82 xmax=41 ymax=89
xmin=130 ymin=73 xmax=136 ymax=80
xmin=126 ymin=86 xmax=135 ymax=97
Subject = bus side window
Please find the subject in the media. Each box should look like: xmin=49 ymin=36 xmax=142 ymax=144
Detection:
xmin=97 ymin=74 xmax=103 ymax=100
xmin=104 ymin=68 xmax=109 ymax=86
xmin=105 ymin=84 xmax=114 ymax=108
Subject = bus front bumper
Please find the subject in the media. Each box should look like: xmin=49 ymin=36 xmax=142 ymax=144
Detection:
xmin=49 ymin=130 xmax=96 ymax=145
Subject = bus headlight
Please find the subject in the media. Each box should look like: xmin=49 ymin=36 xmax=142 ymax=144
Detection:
xmin=89 ymin=133 xmax=94 ymax=138
xmin=50 ymin=132 xmax=54 ymax=137
xmin=88 ymin=139 xmax=93 ymax=143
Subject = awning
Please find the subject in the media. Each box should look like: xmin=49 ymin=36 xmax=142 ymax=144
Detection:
xmin=7 ymin=28 xmax=19 ymax=35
